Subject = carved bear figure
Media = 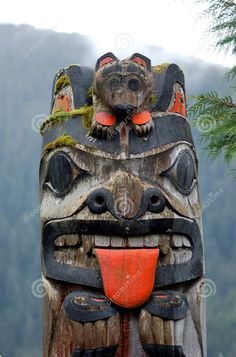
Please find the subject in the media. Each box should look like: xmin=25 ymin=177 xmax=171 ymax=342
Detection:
xmin=90 ymin=52 xmax=154 ymax=138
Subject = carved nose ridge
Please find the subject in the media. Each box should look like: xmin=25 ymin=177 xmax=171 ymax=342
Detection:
xmin=111 ymin=172 xmax=143 ymax=219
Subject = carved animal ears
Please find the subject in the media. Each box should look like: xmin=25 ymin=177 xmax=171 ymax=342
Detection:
xmin=95 ymin=52 xmax=118 ymax=70
xmin=129 ymin=53 xmax=152 ymax=71
xmin=96 ymin=52 xmax=152 ymax=71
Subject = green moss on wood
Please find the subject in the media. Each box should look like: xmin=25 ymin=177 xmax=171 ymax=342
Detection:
xmin=152 ymin=63 xmax=170 ymax=74
xmin=43 ymin=135 xmax=76 ymax=153
xmin=40 ymin=104 xmax=94 ymax=134
xmin=55 ymin=75 xmax=71 ymax=94
xmin=80 ymin=104 xmax=94 ymax=129
xmin=87 ymin=86 xmax=93 ymax=98
xmin=149 ymin=94 xmax=157 ymax=105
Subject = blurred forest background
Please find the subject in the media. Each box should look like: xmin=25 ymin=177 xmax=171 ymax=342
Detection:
xmin=0 ymin=24 xmax=235 ymax=357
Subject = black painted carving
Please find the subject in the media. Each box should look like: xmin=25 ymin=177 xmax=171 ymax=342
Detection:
xmin=143 ymin=290 xmax=188 ymax=320
xmin=64 ymin=291 xmax=117 ymax=322
xmin=71 ymin=346 xmax=118 ymax=357
xmin=42 ymin=218 xmax=203 ymax=289
xmin=144 ymin=344 xmax=185 ymax=357
xmin=45 ymin=152 xmax=73 ymax=195
xmin=44 ymin=151 xmax=90 ymax=197
xmin=87 ymin=187 xmax=165 ymax=219
xmin=42 ymin=115 xmax=194 ymax=155
xmin=161 ymin=150 xmax=196 ymax=195
xmin=87 ymin=188 xmax=108 ymax=214
xmin=50 ymin=65 xmax=93 ymax=112
xmin=152 ymin=63 xmax=185 ymax=112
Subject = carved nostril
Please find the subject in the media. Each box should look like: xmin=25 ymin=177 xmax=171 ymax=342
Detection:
xmin=150 ymin=195 xmax=161 ymax=206
xmin=148 ymin=190 xmax=165 ymax=213
xmin=87 ymin=188 xmax=108 ymax=214
xmin=95 ymin=195 xmax=105 ymax=205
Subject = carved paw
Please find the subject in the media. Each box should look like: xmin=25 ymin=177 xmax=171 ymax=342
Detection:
xmin=51 ymin=308 xmax=120 ymax=356
xmin=132 ymin=119 xmax=154 ymax=137
xmin=138 ymin=310 xmax=185 ymax=354
xmin=71 ymin=345 xmax=118 ymax=357
xmin=90 ymin=121 xmax=115 ymax=139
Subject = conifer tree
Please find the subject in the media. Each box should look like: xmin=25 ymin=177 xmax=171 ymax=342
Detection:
xmin=189 ymin=1 xmax=236 ymax=169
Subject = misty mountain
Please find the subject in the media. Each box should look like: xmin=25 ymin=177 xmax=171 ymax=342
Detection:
xmin=0 ymin=24 xmax=235 ymax=357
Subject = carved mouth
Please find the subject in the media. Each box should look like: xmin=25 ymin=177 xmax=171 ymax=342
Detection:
xmin=53 ymin=234 xmax=192 ymax=268
xmin=43 ymin=218 xmax=202 ymax=288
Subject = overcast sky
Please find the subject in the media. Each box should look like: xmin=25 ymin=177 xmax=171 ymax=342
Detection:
xmin=0 ymin=0 xmax=235 ymax=66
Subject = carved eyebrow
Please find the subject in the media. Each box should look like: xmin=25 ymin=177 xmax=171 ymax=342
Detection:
xmin=160 ymin=149 xmax=196 ymax=195
xmin=102 ymin=63 xmax=122 ymax=76
xmin=127 ymin=63 xmax=147 ymax=77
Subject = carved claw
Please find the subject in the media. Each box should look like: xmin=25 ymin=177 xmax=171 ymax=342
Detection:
xmin=90 ymin=121 xmax=114 ymax=140
xmin=71 ymin=345 xmax=118 ymax=357
xmin=132 ymin=119 xmax=154 ymax=137
xmin=139 ymin=309 xmax=185 ymax=356
xmin=90 ymin=112 xmax=116 ymax=139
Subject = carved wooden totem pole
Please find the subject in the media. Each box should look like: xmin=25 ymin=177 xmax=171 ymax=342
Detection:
xmin=40 ymin=53 xmax=206 ymax=356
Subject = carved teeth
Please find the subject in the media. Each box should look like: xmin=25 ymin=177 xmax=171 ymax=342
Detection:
xmin=110 ymin=237 xmax=126 ymax=247
xmin=55 ymin=235 xmax=81 ymax=247
xmin=171 ymin=235 xmax=183 ymax=248
xmin=95 ymin=236 xmax=110 ymax=247
xmin=53 ymin=234 xmax=192 ymax=267
xmin=54 ymin=234 xmax=191 ymax=250
xmin=183 ymin=236 xmax=191 ymax=247
xmin=128 ymin=237 xmax=144 ymax=247
xmin=55 ymin=236 xmax=66 ymax=246
xmin=66 ymin=235 xmax=80 ymax=246
xmin=170 ymin=235 xmax=192 ymax=249
xmin=173 ymin=250 xmax=192 ymax=263
xmin=144 ymin=235 xmax=159 ymax=247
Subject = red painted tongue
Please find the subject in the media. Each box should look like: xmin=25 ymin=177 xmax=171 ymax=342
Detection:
xmin=95 ymin=248 xmax=159 ymax=308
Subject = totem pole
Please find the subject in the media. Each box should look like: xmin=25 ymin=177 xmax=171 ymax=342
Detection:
xmin=40 ymin=53 xmax=206 ymax=356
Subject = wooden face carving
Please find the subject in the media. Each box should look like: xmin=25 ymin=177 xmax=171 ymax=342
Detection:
xmin=40 ymin=57 xmax=206 ymax=357
xmin=93 ymin=53 xmax=153 ymax=111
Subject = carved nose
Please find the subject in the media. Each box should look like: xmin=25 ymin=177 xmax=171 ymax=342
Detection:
xmin=87 ymin=174 xmax=166 ymax=220
xmin=111 ymin=172 xmax=143 ymax=219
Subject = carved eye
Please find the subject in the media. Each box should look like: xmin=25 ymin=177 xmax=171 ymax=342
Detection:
xmin=44 ymin=152 xmax=89 ymax=196
xmin=110 ymin=77 xmax=122 ymax=90
xmin=128 ymin=79 xmax=140 ymax=91
xmin=161 ymin=150 xmax=196 ymax=195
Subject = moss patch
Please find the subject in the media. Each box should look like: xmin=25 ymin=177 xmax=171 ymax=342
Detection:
xmin=40 ymin=104 xmax=94 ymax=134
xmin=87 ymin=86 xmax=93 ymax=98
xmin=152 ymin=63 xmax=170 ymax=74
xmin=55 ymin=75 xmax=71 ymax=94
xmin=149 ymin=94 xmax=157 ymax=105
xmin=80 ymin=104 xmax=94 ymax=129
xmin=43 ymin=135 xmax=76 ymax=153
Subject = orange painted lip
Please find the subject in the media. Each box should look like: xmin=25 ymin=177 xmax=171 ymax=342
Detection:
xmin=131 ymin=111 xmax=151 ymax=125
xmin=95 ymin=112 xmax=116 ymax=126
xmin=95 ymin=248 xmax=159 ymax=308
